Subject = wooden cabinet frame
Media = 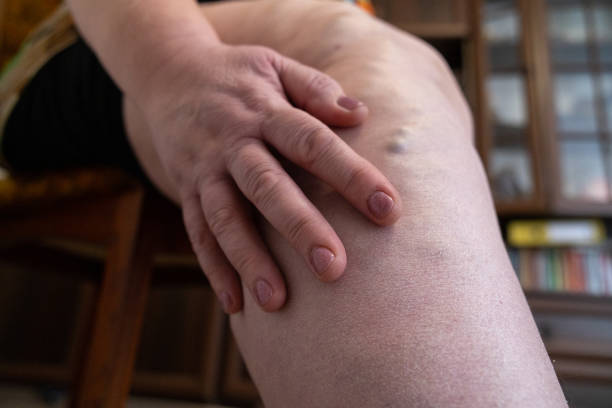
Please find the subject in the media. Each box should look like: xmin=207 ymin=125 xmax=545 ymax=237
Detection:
xmin=474 ymin=0 xmax=549 ymax=213
xmin=476 ymin=0 xmax=612 ymax=215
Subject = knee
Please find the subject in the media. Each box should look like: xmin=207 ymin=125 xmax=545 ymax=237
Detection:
xmin=297 ymin=1 xmax=458 ymax=90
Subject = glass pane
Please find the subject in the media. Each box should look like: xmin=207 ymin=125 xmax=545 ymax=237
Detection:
xmin=560 ymin=140 xmax=608 ymax=201
xmin=490 ymin=147 xmax=533 ymax=200
xmin=603 ymin=73 xmax=612 ymax=132
xmin=484 ymin=1 xmax=519 ymax=41
xmin=594 ymin=2 xmax=612 ymax=41
xmin=553 ymin=73 xmax=598 ymax=133
xmin=548 ymin=4 xmax=589 ymax=64
xmin=487 ymin=44 xmax=522 ymax=69
xmin=606 ymin=143 xmax=612 ymax=193
xmin=487 ymin=74 xmax=528 ymax=129
xmin=594 ymin=2 xmax=612 ymax=63
xmin=484 ymin=0 xmax=521 ymax=68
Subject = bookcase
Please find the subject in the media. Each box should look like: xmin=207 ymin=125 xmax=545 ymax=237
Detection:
xmin=510 ymin=246 xmax=612 ymax=295
xmin=374 ymin=0 xmax=612 ymax=387
xmin=477 ymin=0 xmax=612 ymax=215
xmin=476 ymin=0 xmax=612 ymax=385
xmin=499 ymin=218 xmax=612 ymax=382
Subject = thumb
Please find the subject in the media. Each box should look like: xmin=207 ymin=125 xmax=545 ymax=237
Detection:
xmin=277 ymin=56 xmax=368 ymax=127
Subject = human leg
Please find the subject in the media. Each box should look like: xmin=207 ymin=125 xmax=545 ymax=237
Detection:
xmin=124 ymin=1 xmax=567 ymax=406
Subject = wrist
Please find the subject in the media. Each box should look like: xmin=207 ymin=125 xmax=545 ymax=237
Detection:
xmin=131 ymin=26 xmax=223 ymax=100
xmin=68 ymin=0 xmax=221 ymax=101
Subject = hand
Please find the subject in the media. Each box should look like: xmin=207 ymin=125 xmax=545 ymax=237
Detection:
xmin=139 ymin=43 xmax=402 ymax=313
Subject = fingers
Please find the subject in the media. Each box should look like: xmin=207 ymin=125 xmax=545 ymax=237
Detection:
xmin=262 ymin=108 xmax=402 ymax=226
xmin=277 ymin=56 xmax=368 ymax=127
xmin=199 ymin=178 xmax=287 ymax=312
xmin=182 ymin=194 xmax=243 ymax=314
xmin=228 ymin=142 xmax=347 ymax=283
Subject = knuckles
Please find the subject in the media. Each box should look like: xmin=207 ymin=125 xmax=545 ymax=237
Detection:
xmin=292 ymin=123 xmax=335 ymax=168
xmin=302 ymin=71 xmax=337 ymax=106
xmin=206 ymin=204 xmax=237 ymax=239
xmin=232 ymin=251 xmax=260 ymax=278
xmin=342 ymin=161 xmax=370 ymax=196
xmin=230 ymin=142 xmax=287 ymax=212
xmin=315 ymin=73 xmax=337 ymax=93
xmin=242 ymin=158 xmax=285 ymax=211
xmin=235 ymin=45 xmax=280 ymax=76
xmin=284 ymin=214 xmax=312 ymax=246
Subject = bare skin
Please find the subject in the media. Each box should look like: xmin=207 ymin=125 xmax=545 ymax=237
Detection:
xmin=124 ymin=1 xmax=568 ymax=407
xmin=67 ymin=0 xmax=402 ymax=315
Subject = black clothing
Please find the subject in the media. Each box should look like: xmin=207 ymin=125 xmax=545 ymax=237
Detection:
xmin=2 ymin=0 xmax=219 ymax=177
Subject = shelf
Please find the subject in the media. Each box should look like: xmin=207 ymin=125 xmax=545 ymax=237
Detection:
xmin=552 ymin=201 xmax=612 ymax=217
xmin=545 ymin=338 xmax=612 ymax=362
xmin=526 ymin=291 xmax=612 ymax=316
xmin=491 ymin=126 xmax=529 ymax=145
xmin=495 ymin=201 xmax=544 ymax=215
xmin=496 ymin=201 xmax=612 ymax=217
xmin=552 ymin=358 xmax=612 ymax=383
xmin=394 ymin=22 xmax=470 ymax=39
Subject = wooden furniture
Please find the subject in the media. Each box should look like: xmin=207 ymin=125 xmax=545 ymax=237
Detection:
xmin=0 ymin=1 xmax=248 ymax=404
xmin=132 ymin=265 xmax=226 ymax=400
xmin=474 ymin=0 xmax=612 ymax=386
xmin=0 ymin=169 xmax=156 ymax=407
xmin=220 ymin=336 xmax=259 ymax=404
xmin=375 ymin=0 xmax=612 ymax=388
xmin=475 ymin=0 xmax=612 ymax=215
xmin=0 ymin=0 xmax=61 ymax=67
xmin=1 ymin=1 xmax=187 ymax=404
xmin=529 ymin=292 xmax=612 ymax=383
xmin=0 ymin=176 xmax=245 ymax=405
xmin=374 ymin=0 xmax=470 ymax=38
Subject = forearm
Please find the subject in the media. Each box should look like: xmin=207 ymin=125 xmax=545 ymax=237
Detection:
xmin=66 ymin=0 xmax=219 ymax=100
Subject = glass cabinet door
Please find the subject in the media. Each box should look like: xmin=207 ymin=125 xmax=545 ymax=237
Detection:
xmin=482 ymin=0 xmax=536 ymax=203
xmin=547 ymin=0 xmax=612 ymax=204
xmin=479 ymin=0 xmax=612 ymax=213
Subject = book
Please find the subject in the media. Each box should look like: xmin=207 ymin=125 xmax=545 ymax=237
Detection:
xmin=509 ymin=246 xmax=612 ymax=296
xmin=507 ymin=219 xmax=605 ymax=247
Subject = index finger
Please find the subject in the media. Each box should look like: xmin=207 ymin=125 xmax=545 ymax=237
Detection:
xmin=261 ymin=108 xmax=402 ymax=226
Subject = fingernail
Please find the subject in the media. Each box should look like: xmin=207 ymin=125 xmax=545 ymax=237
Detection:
xmin=311 ymin=246 xmax=335 ymax=276
xmin=220 ymin=291 xmax=233 ymax=313
xmin=255 ymin=279 xmax=273 ymax=306
xmin=368 ymin=191 xmax=394 ymax=219
xmin=337 ymin=96 xmax=364 ymax=111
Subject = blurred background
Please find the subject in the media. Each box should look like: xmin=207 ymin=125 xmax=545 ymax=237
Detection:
xmin=0 ymin=0 xmax=611 ymax=407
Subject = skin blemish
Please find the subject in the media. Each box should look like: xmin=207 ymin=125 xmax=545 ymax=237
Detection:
xmin=386 ymin=126 xmax=415 ymax=154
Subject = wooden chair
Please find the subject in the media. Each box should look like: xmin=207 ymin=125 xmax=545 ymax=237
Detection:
xmin=0 ymin=4 xmax=195 ymax=402
xmin=0 ymin=3 xmax=252 ymax=405
xmin=0 ymin=168 xmax=165 ymax=407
